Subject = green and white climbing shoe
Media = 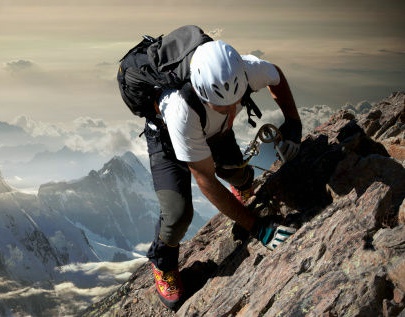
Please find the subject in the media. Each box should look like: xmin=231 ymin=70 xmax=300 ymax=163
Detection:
xmin=256 ymin=224 xmax=296 ymax=250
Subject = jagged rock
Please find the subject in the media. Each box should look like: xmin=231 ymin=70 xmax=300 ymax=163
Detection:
xmin=399 ymin=200 xmax=405 ymax=225
xmin=82 ymin=92 xmax=405 ymax=317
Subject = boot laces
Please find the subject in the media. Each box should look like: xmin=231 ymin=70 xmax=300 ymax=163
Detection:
xmin=162 ymin=271 xmax=178 ymax=291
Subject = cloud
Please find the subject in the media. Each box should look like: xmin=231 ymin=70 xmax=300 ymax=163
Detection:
xmin=58 ymin=257 xmax=146 ymax=276
xmin=4 ymin=59 xmax=35 ymax=72
xmin=54 ymin=281 xmax=117 ymax=297
xmin=73 ymin=117 xmax=107 ymax=129
xmin=207 ymin=28 xmax=223 ymax=39
xmin=342 ymin=100 xmax=372 ymax=114
xmin=134 ymin=242 xmax=151 ymax=253
xmin=106 ymin=129 xmax=132 ymax=153
xmin=0 ymin=257 xmax=147 ymax=315
xmin=338 ymin=48 xmax=365 ymax=56
xmin=64 ymin=123 xmax=135 ymax=157
xmin=250 ymin=50 xmax=265 ymax=58
xmin=96 ymin=61 xmax=115 ymax=67
xmin=0 ymin=286 xmax=53 ymax=300
xmin=12 ymin=115 xmax=64 ymax=137
xmin=377 ymin=49 xmax=405 ymax=56
xmin=1 ymin=116 xmax=148 ymax=191
xmin=1 ymin=98 xmax=374 ymax=194
xmin=299 ymin=105 xmax=335 ymax=135
xmin=11 ymin=115 xmax=141 ymax=157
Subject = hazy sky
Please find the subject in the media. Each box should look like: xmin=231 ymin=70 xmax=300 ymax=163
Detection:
xmin=1 ymin=0 xmax=404 ymax=124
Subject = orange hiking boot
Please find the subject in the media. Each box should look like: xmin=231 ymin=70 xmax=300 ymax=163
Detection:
xmin=151 ymin=263 xmax=184 ymax=309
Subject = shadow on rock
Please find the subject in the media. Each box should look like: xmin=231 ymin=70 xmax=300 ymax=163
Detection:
xmin=180 ymin=259 xmax=217 ymax=300
xmin=255 ymin=134 xmax=344 ymax=227
xmin=254 ymin=120 xmax=401 ymax=228
xmin=179 ymin=240 xmax=250 ymax=304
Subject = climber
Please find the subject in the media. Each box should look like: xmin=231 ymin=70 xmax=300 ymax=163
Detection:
xmin=135 ymin=39 xmax=302 ymax=309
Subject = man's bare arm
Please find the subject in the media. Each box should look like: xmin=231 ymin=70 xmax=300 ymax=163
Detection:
xmin=268 ymin=65 xmax=300 ymax=121
xmin=188 ymin=156 xmax=255 ymax=232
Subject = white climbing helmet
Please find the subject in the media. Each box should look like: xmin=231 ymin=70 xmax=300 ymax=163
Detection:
xmin=190 ymin=40 xmax=248 ymax=106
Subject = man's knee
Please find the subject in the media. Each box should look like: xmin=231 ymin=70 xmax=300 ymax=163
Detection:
xmin=156 ymin=190 xmax=193 ymax=245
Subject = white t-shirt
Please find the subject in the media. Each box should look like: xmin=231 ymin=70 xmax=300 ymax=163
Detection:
xmin=158 ymin=55 xmax=280 ymax=163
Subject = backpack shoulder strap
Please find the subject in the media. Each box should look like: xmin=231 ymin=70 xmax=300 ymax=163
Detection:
xmin=179 ymin=83 xmax=260 ymax=133
xmin=179 ymin=82 xmax=207 ymax=135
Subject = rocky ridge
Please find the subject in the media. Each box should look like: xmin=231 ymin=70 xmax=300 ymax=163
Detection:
xmin=83 ymin=92 xmax=405 ymax=317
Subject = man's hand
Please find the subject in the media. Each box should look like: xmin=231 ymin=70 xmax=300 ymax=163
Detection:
xmin=278 ymin=118 xmax=302 ymax=161
xmin=278 ymin=140 xmax=300 ymax=161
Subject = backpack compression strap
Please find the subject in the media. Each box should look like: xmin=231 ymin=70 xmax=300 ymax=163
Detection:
xmin=241 ymin=86 xmax=262 ymax=128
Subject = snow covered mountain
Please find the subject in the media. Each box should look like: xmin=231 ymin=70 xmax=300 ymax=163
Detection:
xmin=0 ymin=173 xmax=98 ymax=284
xmin=37 ymin=151 xmax=160 ymax=261
xmin=0 ymin=151 xmax=206 ymax=284
xmin=0 ymin=151 xmax=207 ymax=315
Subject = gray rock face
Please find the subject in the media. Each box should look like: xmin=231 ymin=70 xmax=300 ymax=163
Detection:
xmin=83 ymin=92 xmax=405 ymax=317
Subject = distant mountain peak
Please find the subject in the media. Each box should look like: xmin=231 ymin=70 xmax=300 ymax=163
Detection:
xmin=36 ymin=149 xmax=162 ymax=261
xmin=0 ymin=171 xmax=13 ymax=193
xmin=99 ymin=151 xmax=150 ymax=183
xmin=120 ymin=151 xmax=146 ymax=171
